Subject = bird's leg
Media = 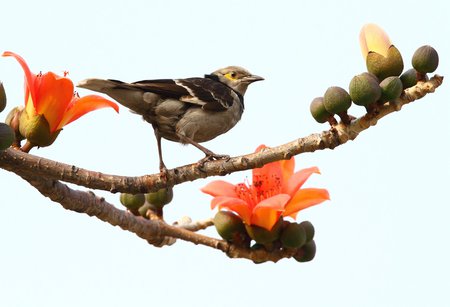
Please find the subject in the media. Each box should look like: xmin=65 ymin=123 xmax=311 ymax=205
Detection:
xmin=153 ymin=126 xmax=168 ymax=177
xmin=176 ymin=133 xmax=230 ymax=167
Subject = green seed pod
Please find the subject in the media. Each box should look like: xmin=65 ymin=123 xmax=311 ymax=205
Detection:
xmin=294 ymin=240 xmax=316 ymax=262
xmin=245 ymin=218 xmax=283 ymax=245
xmin=299 ymin=221 xmax=315 ymax=242
xmin=120 ymin=193 xmax=146 ymax=210
xmin=379 ymin=76 xmax=403 ymax=102
xmin=349 ymin=73 xmax=382 ymax=107
xmin=280 ymin=222 xmax=307 ymax=249
xmin=310 ymin=97 xmax=332 ymax=124
xmin=323 ymin=86 xmax=352 ymax=115
xmin=0 ymin=123 xmax=15 ymax=150
xmin=213 ymin=211 xmax=246 ymax=242
xmin=412 ymin=45 xmax=439 ymax=74
xmin=366 ymin=45 xmax=404 ymax=80
xmin=145 ymin=187 xmax=173 ymax=209
xmin=0 ymin=82 xmax=6 ymax=113
xmin=400 ymin=68 xmax=419 ymax=89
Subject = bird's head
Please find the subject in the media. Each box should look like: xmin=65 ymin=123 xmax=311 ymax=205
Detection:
xmin=210 ymin=66 xmax=264 ymax=95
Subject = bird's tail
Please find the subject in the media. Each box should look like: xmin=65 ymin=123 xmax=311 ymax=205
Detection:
xmin=77 ymin=78 xmax=155 ymax=115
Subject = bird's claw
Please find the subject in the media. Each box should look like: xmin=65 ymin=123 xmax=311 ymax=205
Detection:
xmin=197 ymin=153 xmax=230 ymax=169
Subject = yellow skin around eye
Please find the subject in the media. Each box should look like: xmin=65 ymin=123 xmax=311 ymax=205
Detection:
xmin=224 ymin=72 xmax=237 ymax=80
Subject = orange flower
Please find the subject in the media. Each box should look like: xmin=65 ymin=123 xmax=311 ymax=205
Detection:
xmin=2 ymin=51 xmax=119 ymax=147
xmin=201 ymin=145 xmax=330 ymax=231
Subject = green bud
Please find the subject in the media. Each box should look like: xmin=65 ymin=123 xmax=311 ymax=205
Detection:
xmin=5 ymin=106 xmax=24 ymax=143
xmin=299 ymin=221 xmax=315 ymax=243
xmin=294 ymin=240 xmax=316 ymax=262
xmin=349 ymin=73 xmax=382 ymax=107
xmin=323 ymin=86 xmax=352 ymax=115
xmin=120 ymin=193 xmax=145 ymax=210
xmin=213 ymin=211 xmax=246 ymax=242
xmin=0 ymin=82 xmax=6 ymax=113
xmin=0 ymin=123 xmax=15 ymax=150
xmin=245 ymin=218 xmax=283 ymax=245
xmin=145 ymin=186 xmax=173 ymax=209
xmin=412 ymin=45 xmax=439 ymax=74
xmin=280 ymin=222 xmax=307 ymax=249
xmin=19 ymin=111 xmax=60 ymax=147
xmin=379 ymin=76 xmax=403 ymax=102
xmin=366 ymin=45 xmax=404 ymax=80
xmin=310 ymin=97 xmax=332 ymax=124
xmin=400 ymin=68 xmax=419 ymax=90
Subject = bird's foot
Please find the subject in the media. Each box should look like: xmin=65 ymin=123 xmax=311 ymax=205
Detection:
xmin=197 ymin=152 xmax=231 ymax=169
xmin=159 ymin=163 xmax=169 ymax=180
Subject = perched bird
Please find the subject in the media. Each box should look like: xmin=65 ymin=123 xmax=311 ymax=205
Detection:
xmin=78 ymin=66 xmax=263 ymax=172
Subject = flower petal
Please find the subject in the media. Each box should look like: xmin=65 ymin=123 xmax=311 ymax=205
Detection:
xmin=210 ymin=196 xmax=252 ymax=225
xmin=251 ymin=194 xmax=290 ymax=230
xmin=284 ymin=166 xmax=320 ymax=196
xmin=359 ymin=23 xmax=392 ymax=59
xmin=201 ymin=180 xmax=239 ymax=198
xmin=56 ymin=94 xmax=119 ymax=131
xmin=35 ymin=72 xmax=74 ymax=131
xmin=2 ymin=51 xmax=38 ymax=106
xmin=284 ymin=188 xmax=330 ymax=219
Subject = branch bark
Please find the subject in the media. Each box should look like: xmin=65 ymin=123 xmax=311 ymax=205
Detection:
xmin=18 ymin=172 xmax=295 ymax=262
xmin=0 ymin=75 xmax=443 ymax=194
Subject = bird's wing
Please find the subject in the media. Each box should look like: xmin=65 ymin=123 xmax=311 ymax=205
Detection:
xmin=126 ymin=78 xmax=236 ymax=111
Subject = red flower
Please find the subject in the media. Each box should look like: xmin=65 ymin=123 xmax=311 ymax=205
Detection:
xmin=2 ymin=51 xmax=119 ymax=147
xmin=201 ymin=145 xmax=330 ymax=231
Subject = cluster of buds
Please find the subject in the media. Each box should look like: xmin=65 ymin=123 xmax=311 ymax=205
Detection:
xmin=310 ymin=24 xmax=439 ymax=125
xmin=214 ymin=211 xmax=317 ymax=263
xmin=119 ymin=187 xmax=174 ymax=219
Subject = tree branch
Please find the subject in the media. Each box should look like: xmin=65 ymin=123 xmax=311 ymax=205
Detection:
xmin=0 ymin=75 xmax=443 ymax=194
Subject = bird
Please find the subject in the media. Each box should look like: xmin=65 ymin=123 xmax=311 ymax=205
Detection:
xmin=77 ymin=66 xmax=263 ymax=173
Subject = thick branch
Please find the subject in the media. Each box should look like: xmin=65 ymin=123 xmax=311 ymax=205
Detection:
xmin=0 ymin=75 xmax=443 ymax=194
xmin=18 ymin=173 xmax=295 ymax=262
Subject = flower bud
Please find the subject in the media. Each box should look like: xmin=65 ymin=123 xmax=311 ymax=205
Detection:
xmin=379 ymin=76 xmax=403 ymax=102
xmin=294 ymin=240 xmax=316 ymax=262
xmin=145 ymin=187 xmax=173 ymax=209
xmin=120 ymin=193 xmax=145 ymax=210
xmin=213 ymin=210 xmax=246 ymax=242
xmin=412 ymin=45 xmax=439 ymax=74
xmin=299 ymin=221 xmax=315 ymax=242
xmin=323 ymin=86 xmax=352 ymax=115
xmin=245 ymin=218 xmax=283 ymax=245
xmin=19 ymin=110 xmax=60 ymax=147
xmin=0 ymin=123 xmax=14 ymax=150
xmin=400 ymin=68 xmax=419 ymax=90
xmin=366 ymin=45 xmax=404 ymax=80
xmin=310 ymin=97 xmax=332 ymax=124
xmin=0 ymin=82 xmax=6 ymax=113
xmin=280 ymin=222 xmax=307 ymax=249
xmin=5 ymin=106 xmax=24 ymax=143
xmin=349 ymin=73 xmax=382 ymax=107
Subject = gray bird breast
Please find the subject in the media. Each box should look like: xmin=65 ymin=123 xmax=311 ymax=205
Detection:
xmin=148 ymin=98 xmax=244 ymax=143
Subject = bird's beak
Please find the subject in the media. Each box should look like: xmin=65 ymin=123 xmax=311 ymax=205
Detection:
xmin=243 ymin=74 xmax=264 ymax=83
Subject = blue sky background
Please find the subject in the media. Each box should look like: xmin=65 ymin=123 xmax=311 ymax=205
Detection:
xmin=1 ymin=1 xmax=449 ymax=306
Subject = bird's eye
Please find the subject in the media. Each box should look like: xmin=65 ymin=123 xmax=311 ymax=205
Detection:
xmin=225 ymin=71 xmax=237 ymax=80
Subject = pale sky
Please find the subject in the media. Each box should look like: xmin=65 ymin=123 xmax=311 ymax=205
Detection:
xmin=1 ymin=1 xmax=449 ymax=306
